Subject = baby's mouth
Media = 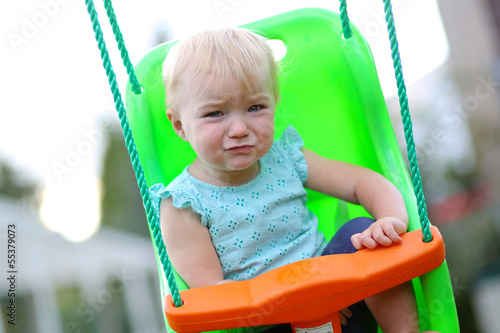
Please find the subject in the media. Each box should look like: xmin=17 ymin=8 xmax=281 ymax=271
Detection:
xmin=227 ymin=145 xmax=253 ymax=153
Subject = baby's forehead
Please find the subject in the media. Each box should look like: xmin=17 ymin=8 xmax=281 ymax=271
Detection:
xmin=184 ymin=70 xmax=272 ymax=98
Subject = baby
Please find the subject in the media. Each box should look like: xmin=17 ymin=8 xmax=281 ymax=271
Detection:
xmin=151 ymin=27 xmax=437 ymax=333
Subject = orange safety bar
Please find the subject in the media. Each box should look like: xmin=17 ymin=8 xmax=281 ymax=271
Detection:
xmin=164 ymin=226 xmax=445 ymax=332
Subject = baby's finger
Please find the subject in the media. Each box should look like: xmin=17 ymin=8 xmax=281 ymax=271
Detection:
xmin=340 ymin=307 xmax=352 ymax=319
xmin=351 ymin=233 xmax=364 ymax=250
xmin=381 ymin=222 xmax=403 ymax=244
xmin=359 ymin=232 xmax=378 ymax=249
xmin=372 ymin=231 xmax=393 ymax=246
xmin=339 ymin=313 xmax=348 ymax=326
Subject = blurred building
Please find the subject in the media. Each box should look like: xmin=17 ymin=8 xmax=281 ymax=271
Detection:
xmin=0 ymin=195 xmax=165 ymax=333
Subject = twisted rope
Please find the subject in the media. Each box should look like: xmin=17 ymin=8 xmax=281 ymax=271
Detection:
xmin=382 ymin=0 xmax=432 ymax=242
xmin=339 ymin=0 xmax=432 ymax=242
xmin=84 ymin=0 xmax=182 ymax=306
xmin=339 ymin=0 xmax=352 ymax=39
xmin=102 ymin=0 xmax=142 ymax=94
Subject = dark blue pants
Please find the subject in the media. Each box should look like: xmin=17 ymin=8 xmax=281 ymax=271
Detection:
xmin=265 ymin=217 xmax=378 ymax=333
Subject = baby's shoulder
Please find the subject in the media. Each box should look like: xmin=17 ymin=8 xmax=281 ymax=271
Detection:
xmin=150 ymin=168 xmax=200 ymax=207
xmin=273 ymin=125 xmax=304 ymax=151
xmin=265 ymin=126 xmax=307 ymax=182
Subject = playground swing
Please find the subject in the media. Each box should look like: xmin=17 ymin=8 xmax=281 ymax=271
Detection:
xmin=85 ymin=1 xmax=460 ymax=332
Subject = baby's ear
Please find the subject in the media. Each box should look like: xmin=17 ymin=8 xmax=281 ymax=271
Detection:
xmin=166 ymin=108 xmax=187 ymax=141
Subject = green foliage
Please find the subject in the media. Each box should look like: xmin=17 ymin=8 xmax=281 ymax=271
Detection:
xmin=0 ymin=162 xmax=36 ymax=198
xmin=99 ymin=125 xmax=149 ymax=237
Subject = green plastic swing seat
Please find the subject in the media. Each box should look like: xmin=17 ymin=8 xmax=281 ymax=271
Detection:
xmin=125 ymin=7 xmax=459 ymax=333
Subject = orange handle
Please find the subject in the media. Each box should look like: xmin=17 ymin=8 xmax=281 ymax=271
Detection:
xmin=165 ymin=226 xmax=445 ymax=333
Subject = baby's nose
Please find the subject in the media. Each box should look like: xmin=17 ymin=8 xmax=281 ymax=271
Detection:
xmin=228 ymin=116 xmax=250 ymax=137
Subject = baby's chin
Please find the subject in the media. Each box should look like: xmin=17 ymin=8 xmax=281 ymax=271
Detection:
xmin=226 ymin=158 xmax=262 ymax=172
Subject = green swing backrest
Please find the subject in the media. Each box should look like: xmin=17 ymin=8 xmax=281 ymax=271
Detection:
xmin=125 ymin=7 xmax=459 ymax=333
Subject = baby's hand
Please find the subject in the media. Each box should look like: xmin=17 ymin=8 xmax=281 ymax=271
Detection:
xmin=351 ymin=217 xmax=407 ymax=250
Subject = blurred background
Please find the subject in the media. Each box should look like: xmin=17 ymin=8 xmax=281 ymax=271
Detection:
xmin=1 ymin=0 xmax=500 ymax=332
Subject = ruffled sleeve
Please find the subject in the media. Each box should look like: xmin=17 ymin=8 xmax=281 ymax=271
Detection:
xmin=149 ymin=178 xmax=208 ymax=226
xmin=274 ymin=126 xmax=308 ymax=183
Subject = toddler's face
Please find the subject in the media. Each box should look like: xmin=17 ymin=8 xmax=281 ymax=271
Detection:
xmin=169 ymin=71 xmax=276 ymax=184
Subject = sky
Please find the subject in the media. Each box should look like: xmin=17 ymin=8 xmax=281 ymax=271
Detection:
xmin=1 ymin=0 xmax=449 ymax=242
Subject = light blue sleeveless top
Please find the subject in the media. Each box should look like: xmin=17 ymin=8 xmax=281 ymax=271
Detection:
xmin=150 ymin=126 xmax=326 ymax=281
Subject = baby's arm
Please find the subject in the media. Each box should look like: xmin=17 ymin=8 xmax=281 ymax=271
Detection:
xmin=160 ymin=198 xmax=233 ymax=288
xmin=302 ymin=148 xmax=409 ymax=250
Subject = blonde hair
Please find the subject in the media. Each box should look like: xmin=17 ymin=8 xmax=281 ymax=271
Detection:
xmin=162 ymin=27 xmax=281 ymax=111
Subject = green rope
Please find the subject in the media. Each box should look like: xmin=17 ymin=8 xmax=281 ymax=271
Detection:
xmin=338 ymin=0 xmax=432 ymax=242
xmin=382 ymin=0 xmax=432 ymax=242
xmin=102 ymin=0 xmax=142 ymax=94
xmin=339 ymin=0 xmax=352 ymax=39
xmin=84 ymin=0 xmax=182 ymax=306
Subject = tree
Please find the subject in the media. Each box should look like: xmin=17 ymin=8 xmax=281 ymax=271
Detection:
xmin=99 ymin=122 xmax=150 ymax=237
xmin=0 ymin=162 xmax=36 ymax=198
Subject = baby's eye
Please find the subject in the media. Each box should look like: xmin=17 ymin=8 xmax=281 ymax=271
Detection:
xmin=204 ymin=111 xmax=223 ymax=118
xmin=248 ymin=105 xmax=263 ymax=112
